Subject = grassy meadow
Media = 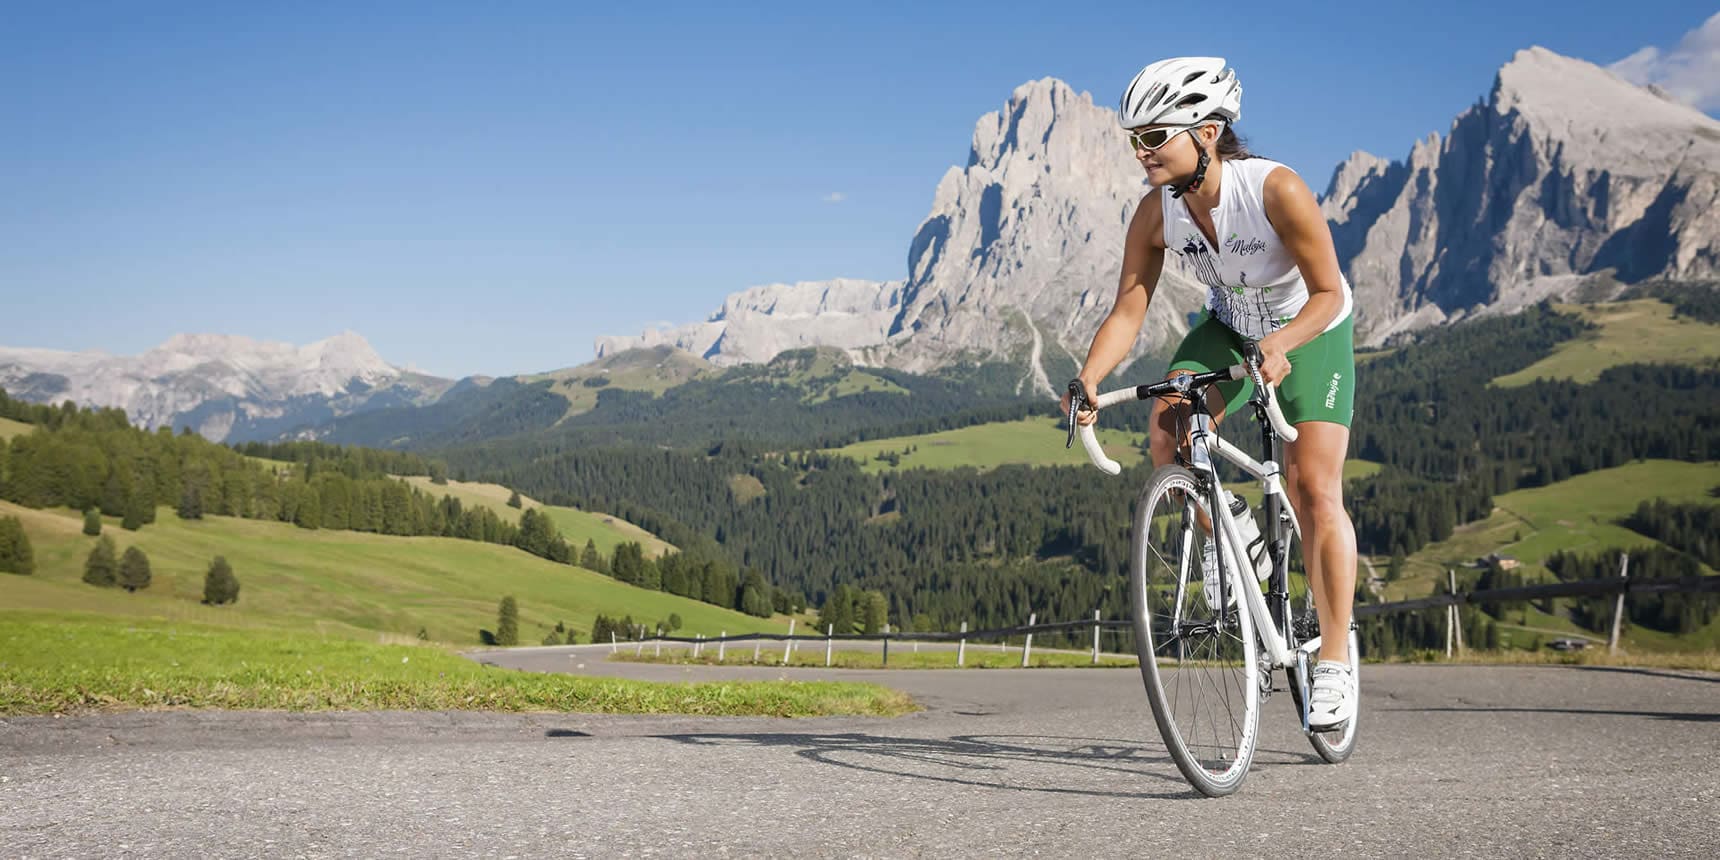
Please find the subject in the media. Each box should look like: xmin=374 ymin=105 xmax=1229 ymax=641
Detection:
xmin=0 ymin=500 xmax=785 ymax=646
xmin=0 ymin=416 xmax=34 ymax=440
xmin=1490 ymin=299 xmax=1720 ymax=387
xmin=823 ymin=416 xmax=1149 ymax=474
xmin=0 ymin=612 xmax=915 ymax=717
xmin=1372 ymin=460 xmax=1720 ymax=653
xmin=396 ymin=475 xmax=674 ymax=558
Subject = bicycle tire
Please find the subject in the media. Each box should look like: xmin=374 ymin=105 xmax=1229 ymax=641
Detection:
xmin=1129 ymin=465 xmax=1260 ymax=797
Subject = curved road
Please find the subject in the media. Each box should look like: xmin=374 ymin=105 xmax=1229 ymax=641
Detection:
xmin=3 ymin=647 xmax=1715 ymax=857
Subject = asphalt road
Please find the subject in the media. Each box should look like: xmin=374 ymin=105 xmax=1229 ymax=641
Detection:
xmin=3 ymin=648 xmax=1716 ymax=858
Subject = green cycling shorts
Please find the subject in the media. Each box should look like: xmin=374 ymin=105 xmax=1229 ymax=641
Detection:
xmin=1167 ymin=311 xmax=1355 ymax=427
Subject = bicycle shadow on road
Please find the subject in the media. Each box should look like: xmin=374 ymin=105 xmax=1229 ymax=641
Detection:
xmin=637 ymin=731 xmax=1319 ymax=800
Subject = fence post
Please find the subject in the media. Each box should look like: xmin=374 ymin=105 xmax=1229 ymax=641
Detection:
xmin=882 ymin=631 xmax=890 ymax=667
xmin=1092 ymin=609 xmax=1101 ymax=664
xmin=1609 ymin=552 xmax=1630 ymax=655
xmin=718 ymin=632 xmax=726 ymax=662
xmin=1450 ymin=569 xmax=1465 ymax=655
xmin=782 ymin=619 xmax=795 ymax=665
xmin=826 ymin=624 xmax=834 ymax=667
xmin=636 ymin=638 xmax=644 ymax=656
xmin=1445 ymin=569 xmax=1455 ymax=659
xmin=610 ymin=632 xmax=617 ymax=654
xmin=1021 ymin=613 xmax=1037 ymax=667
xmin=958 ymin=621 xmax=968 ymax=667
xmin=654 ymin=638 xmax=660 ymax=657
xmin=753 ymin=640 xmax=761 ymax=663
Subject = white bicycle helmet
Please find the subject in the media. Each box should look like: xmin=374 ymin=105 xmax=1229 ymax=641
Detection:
xmin=1118 ymin=57 xmax=1242 ymax=128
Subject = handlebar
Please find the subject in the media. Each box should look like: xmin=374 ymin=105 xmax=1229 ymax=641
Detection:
xmin=1066 ymin=359 xmax=1297 ymax=476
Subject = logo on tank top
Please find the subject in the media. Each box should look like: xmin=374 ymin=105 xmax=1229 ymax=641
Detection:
xmin=1225 ymin=232 xmax=1267 ymax=256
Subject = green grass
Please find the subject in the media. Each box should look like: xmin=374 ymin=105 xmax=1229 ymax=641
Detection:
xmin=616 ymin=643 xmax=1137 ymax=669
xmin=0 ymin=500 xmax=781 ymax=646
xmin=0 ymin=611 xmax=916 ymax=717
xmin=803 ymin=369 xmax=910 ymax=405
xmin=526 ymin=346 xmax=715 ymax=419
xmin=1490 ymin=299 xmax=1720 ymax=387
xmin=397 ymin=475 xmax=673 ymax=558
xmin=823 ymin=417 xmax=1148 ymax=474
xmin=1375 ymin=460 xmax=1720 ymax=653
xmin=1387 ymin=460 xmax=1720 ymax=593
xmin=0 ymin=416 xmax=34 ymax=441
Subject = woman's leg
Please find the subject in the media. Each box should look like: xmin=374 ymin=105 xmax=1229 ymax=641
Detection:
xmin=1285 ymin=420 xmax=1356 ymax=663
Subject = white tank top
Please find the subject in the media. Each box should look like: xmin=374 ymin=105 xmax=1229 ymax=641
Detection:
xmin=1160 ymin=158 xmax=1353 ymax=341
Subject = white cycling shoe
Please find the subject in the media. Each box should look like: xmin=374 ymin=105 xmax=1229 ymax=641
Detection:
xmin=1307 ymin=660 xmax=1355 ymax=732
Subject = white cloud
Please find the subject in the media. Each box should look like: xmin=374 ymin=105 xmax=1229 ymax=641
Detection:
xmin=1608 ymin=11 xmax=1720 ymax=111
xmin=822 ymin=192 xmax=846 ymax=204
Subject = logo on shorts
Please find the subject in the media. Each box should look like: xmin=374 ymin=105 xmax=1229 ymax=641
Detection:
xmin=1325 ymin=372 xmax=1342 ymax=409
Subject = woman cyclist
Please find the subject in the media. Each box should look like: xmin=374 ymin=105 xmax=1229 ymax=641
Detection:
xmin=1059 ymin=57 xmax=1358 ymax=730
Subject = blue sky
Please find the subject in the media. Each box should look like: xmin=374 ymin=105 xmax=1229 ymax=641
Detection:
xmin=2 ymin=1 xmax=1714 ymax=378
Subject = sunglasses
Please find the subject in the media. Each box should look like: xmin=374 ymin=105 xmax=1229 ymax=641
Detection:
xmin=1126 ymin=123 xmax=1202 ymax=152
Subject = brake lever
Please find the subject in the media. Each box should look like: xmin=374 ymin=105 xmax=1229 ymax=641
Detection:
xmin=1064 ymin=379 xmax=1085 ymax=449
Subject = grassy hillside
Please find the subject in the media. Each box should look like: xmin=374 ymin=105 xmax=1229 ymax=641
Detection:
xmin=1384 ymin=459 xmax=1720 ymax=595
xmin=0 ymin=501 xmax=784 ymax=646
xmin=823 ymin=417 xmax=1148 ymax=473
xmin=821 ymin=416 xmax=1386 ymax=484
xmin=527 ymin=346 xmax=715 ymax=419
xmin=1490 ymin=299 xmax=1720 ymax=387
xmin=0 ymin=416 xmax=32 ymax=440
xmin=396 ymin=475 xmax=674 ymax=558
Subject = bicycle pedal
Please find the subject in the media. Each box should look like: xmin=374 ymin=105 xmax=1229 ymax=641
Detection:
xmin=1270 ymin=685 xmax=1289 ymax=693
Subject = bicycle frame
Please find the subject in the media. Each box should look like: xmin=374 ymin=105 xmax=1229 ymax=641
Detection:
xmin=1183 ymin=408 xmax=1319 ymax=672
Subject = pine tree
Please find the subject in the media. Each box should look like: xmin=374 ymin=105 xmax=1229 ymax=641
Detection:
xmin=860 ymin=590 xmax=888 ymax=634
xmin=580 ymin=539 xmax=601 ymax=571
xmin=177 ymin=483 xmax=203 ymax=520
xmin=83 ymin=535 xmax=118 ymax=587
xmin=507 ymin=489 xmax=522 ymax=509
xmin=202 ymin=555 xmax=239 ymax=605
xmin=82 ymin=508 xmax=102 ymax=536
xmin=118 ymin=546 xmax=151 ymax=592
xmin=667 ymin=613 xmax=683 ymax=631
xmin=122 ymin=486 xmax=149 ymax=531
xmin=417 ymin=626 xmax=430 ymax=641
xmin=0 ymin=516 xmax=34 ymax=576
xmin=496 ymin=596 xmax=519 ymax=646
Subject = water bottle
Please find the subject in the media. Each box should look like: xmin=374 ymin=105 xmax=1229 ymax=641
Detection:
xmin=1224 ymin=491 xmax=1272 ymax=582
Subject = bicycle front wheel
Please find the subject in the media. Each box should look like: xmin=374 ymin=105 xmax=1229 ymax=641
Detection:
xmin=1129 ymin=465 xmax=1260 ymax=797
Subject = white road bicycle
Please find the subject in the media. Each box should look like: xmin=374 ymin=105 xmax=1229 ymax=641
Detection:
xmin=1067 ymin=345 xmax=1359 ymax=797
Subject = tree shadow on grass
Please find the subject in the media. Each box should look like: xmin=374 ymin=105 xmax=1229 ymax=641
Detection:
xmin=575 ymin=731 xmax=1321 ymax=800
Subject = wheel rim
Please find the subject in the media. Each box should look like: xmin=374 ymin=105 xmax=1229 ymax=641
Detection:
xmin=1135 ymin=474 xmax=1257 ymax=784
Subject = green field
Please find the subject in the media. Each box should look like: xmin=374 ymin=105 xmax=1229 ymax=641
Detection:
xmin=1490 ymin=299 xmax=1720 ymax=387
xmin=802 ymin=368 xmax=909 ymax=405
xmin=525 ymin=346 xmax=715 ymax=419
xmin=0 ymin=500 xmax=783 ymax=646
xmin=0 ymin=416 xmax=33 ymax=440
xmin=0 ymin=612 xmax=914 ymax=717
xmin=397 ymin=475 xmax=673 ymax=558
xmin=1375 ymin=460 xmax=1720 ymax=652
xmin=823 ymin=417 xmax=1148 ymax=473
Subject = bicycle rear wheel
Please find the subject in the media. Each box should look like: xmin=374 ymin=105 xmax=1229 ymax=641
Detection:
xmin=1129 ymin=465 xmax=1259 ymax=797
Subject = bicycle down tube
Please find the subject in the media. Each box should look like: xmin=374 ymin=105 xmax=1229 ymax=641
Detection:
xmin=1070 ymin=364 xmax=1317 ymax=671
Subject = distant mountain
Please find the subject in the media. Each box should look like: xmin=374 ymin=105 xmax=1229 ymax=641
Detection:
xmin=601 ymin=45 xmax=1720 ymax=377
xmin=595 ymin=278 xmax=908 ymax=367
xmin=1320 ymin=46 xmax=1720 ymax=343
xmin=0 ymin=332 xmax=454 ymax=442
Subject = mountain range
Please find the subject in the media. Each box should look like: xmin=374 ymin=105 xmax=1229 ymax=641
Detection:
xmin=4 ymin=45 xmax=1715 ymax=441
xmin=601 ymin=47 xmax=1720 ymax=388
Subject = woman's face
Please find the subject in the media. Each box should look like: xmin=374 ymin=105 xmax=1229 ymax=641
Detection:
xmin=1130 ymin=123 xmax=1213 ymax=185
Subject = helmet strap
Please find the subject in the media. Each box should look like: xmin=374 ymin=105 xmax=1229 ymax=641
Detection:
xmin=1169 ymin=128 xmax=1211 ymax=199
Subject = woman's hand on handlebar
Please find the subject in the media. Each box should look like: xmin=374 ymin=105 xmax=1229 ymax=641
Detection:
xmin=1060 ymin=378 xmax=1100 ymax=426
xmin=1254 ymin=333 xmax=1293 ymax=385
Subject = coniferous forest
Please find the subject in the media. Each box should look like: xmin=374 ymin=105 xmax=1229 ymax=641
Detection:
xmin=4 ymin=290 xmax=1717 ymax=653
